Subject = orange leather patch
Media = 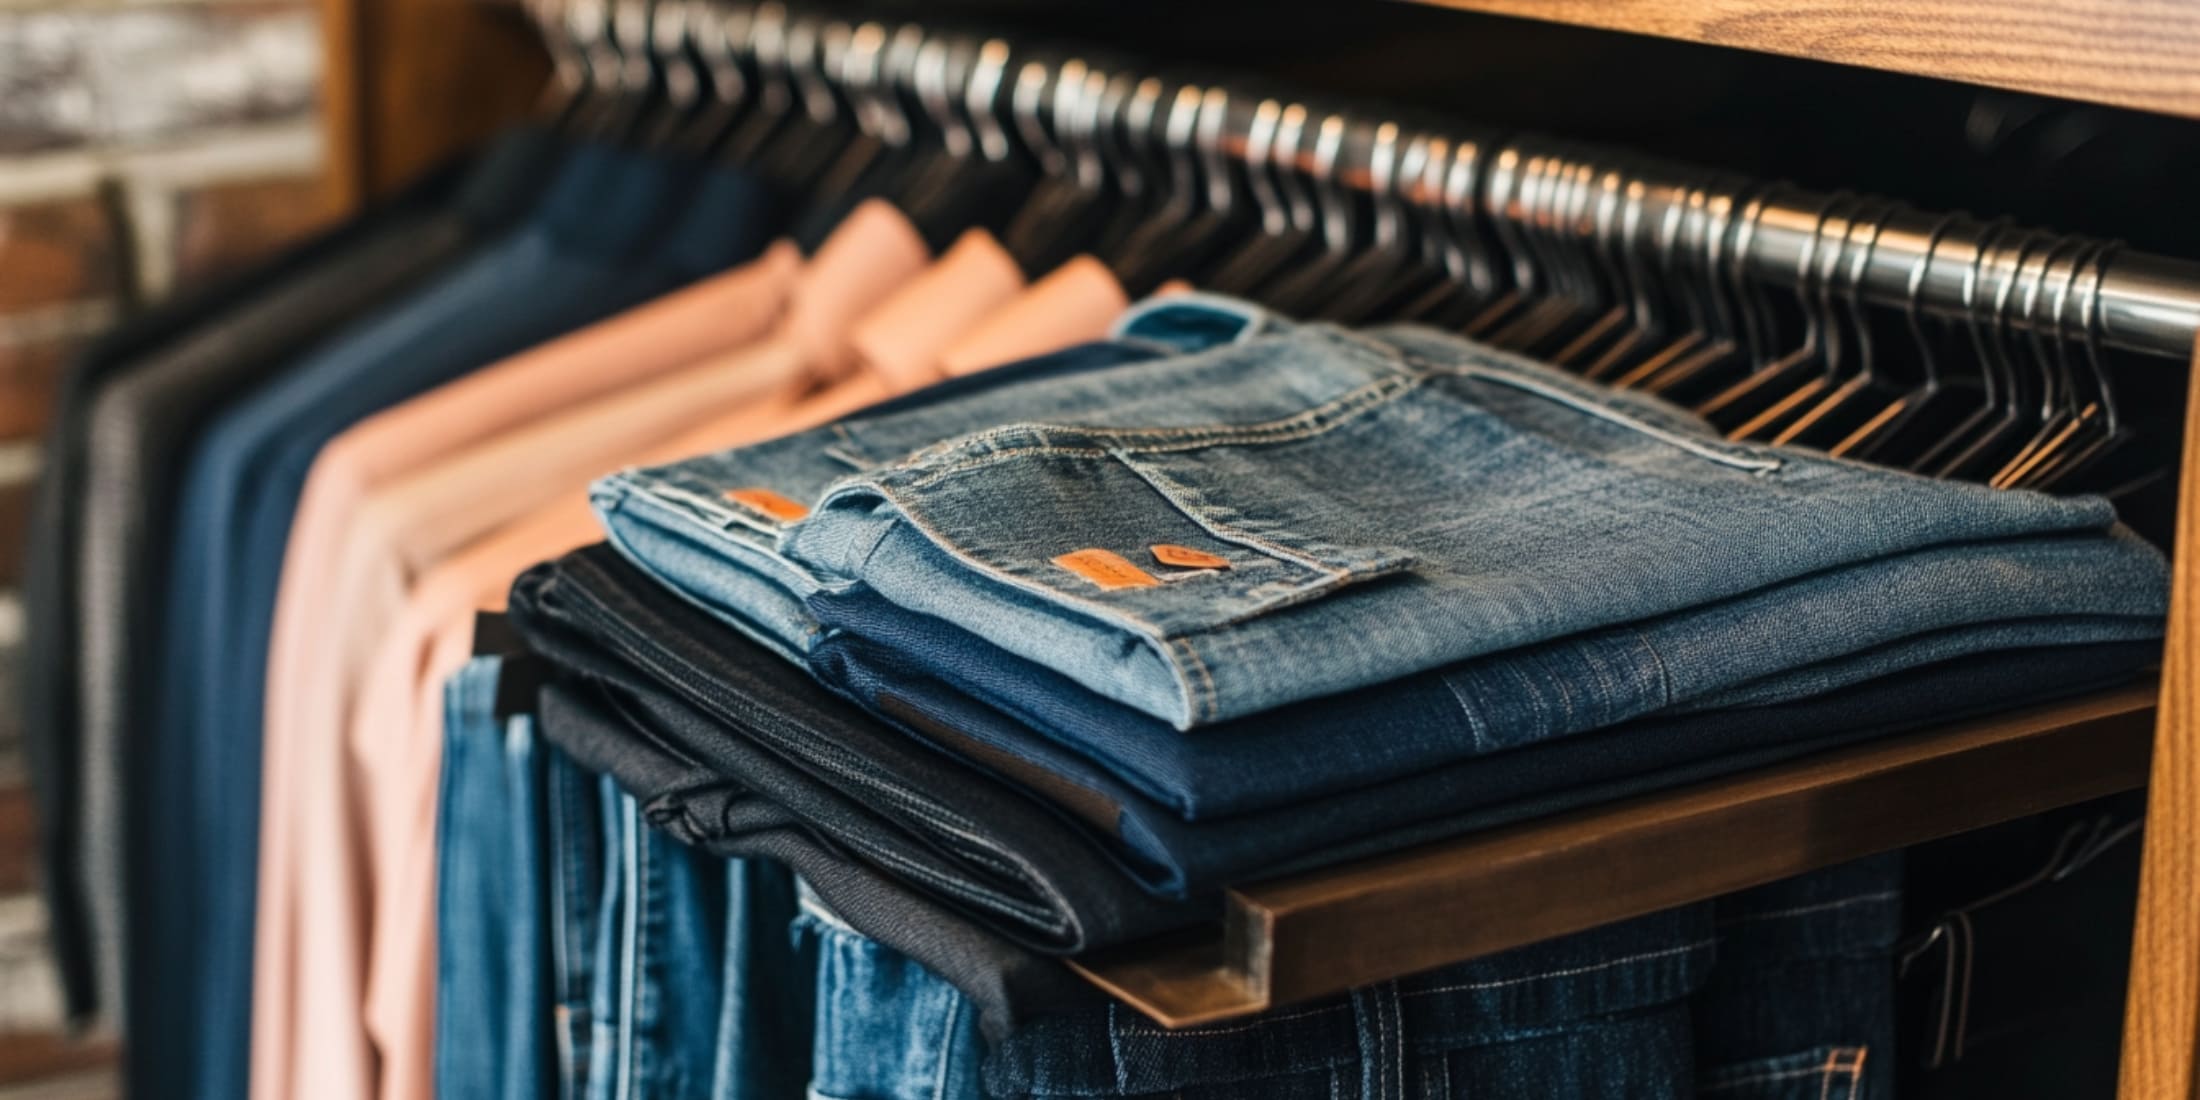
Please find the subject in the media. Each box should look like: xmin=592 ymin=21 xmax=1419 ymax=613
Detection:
xmin=1052 ymin=548 xmax=1159 ymax=590
xmin=1151 ymin=544 xmax=1230 ymax=570
xmin=724 ymin=488 xmax=810 ymax=523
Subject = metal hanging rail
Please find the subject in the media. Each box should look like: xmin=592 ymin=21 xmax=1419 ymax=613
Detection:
xmin=539 ymin=0 xmax=2200 ymax=361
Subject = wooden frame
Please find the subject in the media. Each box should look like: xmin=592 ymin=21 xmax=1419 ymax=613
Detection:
xmin=1405 ymin=0 xmax=2200 ymax=122
xmin=2119 ymin=342 xmax=2200 ymax=1099
xmin=319 ymin=0 xmax=547 ymax=207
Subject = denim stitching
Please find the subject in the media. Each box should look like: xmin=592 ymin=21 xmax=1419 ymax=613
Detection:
xmin=931 ymin=994 xmax=967 ymax=1100
xmin=827 ymin=422 xmax=873 ymax=467
xmin=1434 ymin=673 xmax=1495 ymax=754
xmin=1115 ymin=456 xmax=1369 ymax=581
xmin=1400 ymin=939 xmax=1714 ymax=998
xmin=1628 ymin=626 xmax=1676 ymax=712
xmin=1700 ymin=1048 xmax=1866 ymax=1092
xmin=855 ymin=483 xmax=1201 ymax=723
xmin=1371 ymin=987 xmax=1390 ymax=1100
xmin=1386 ymin=984 xmax=1405 ymax=1100
xmin=612 ymin=797 xmax=640 ymax=1100
xmin=1169 ymin=636 xmax=1220 ymax=726
xmin=1111 ymin=1002 xmax=1344 ymax=1038
xmin=1716 ymin=891 xmax=1900 ymax=927
xmin=1373 ymin=330 xmax=1782 ymax=470
xmin=1441 ymin=362 xmax=1783 ymax=472
xmin=1104 ymin=1003 xmax=1127 ymax=1094
xmin=889 ymin=375 xmax=1419 ymax=485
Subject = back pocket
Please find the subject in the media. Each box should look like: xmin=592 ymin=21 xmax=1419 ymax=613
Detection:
xmin=845 ymin=429 xmax=1418 ymax=639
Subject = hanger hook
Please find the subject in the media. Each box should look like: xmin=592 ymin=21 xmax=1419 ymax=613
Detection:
xmin=1195 ymin=87 xmax=1236 ymax=215
xmin=1904 ymin=210 xmax=1959 ymax=391
xmin=965 ymin=39 xmax=1013 ymax=162
xmin=913 ymin=37 xmax=970 ymax=158
xmin=1012 ymin=58 xmax=1066 ymax=176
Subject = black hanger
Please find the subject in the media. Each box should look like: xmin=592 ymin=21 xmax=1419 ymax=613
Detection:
xmin=1109 ymin=85 xmax=1260 ymax=297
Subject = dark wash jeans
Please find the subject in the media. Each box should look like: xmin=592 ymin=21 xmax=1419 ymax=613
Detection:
xmin=813 ymin=617 xmax=2159 ymax=894
xmin=508 ymin=546 xmax=1204 ymax=956
xmin=780 ymin=857 xmax=1899 ymax=1100
xmin=537 ymin=682 xmax=1106 ymax=1042
xmin=539 ymin=657 xmax=1906 ymax=1100
xmin=807 ymin=561 xmax=2161 ymax=821
xmin=436 ymin=659 xmax=553 ymax=1100
xmin=513 ymin=544 xmax=2155 ymax=935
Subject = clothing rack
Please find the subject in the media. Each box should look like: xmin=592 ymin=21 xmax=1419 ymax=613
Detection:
xmin=525 ymin=0 xmax=2200 ymax=361
xmin=317 ymin=2 xmax=2200 ymax=1094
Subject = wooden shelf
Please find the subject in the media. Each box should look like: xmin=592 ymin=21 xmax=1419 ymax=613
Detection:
xmin=1074 ymin=681 xmax=2159 ymax=1027
xmin=1403 ymin=0 xmax=2200 ymax=120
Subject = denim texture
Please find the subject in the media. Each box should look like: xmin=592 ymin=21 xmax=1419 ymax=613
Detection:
xmin=513 ymin=542 xmax=2153 ymax=930
xmin=709 ymin=859 xmax=814 ymax=1100
xmin=592 ymin=331 xmax=1239 ymax=658
xmin=540 ymin=652 xmax=1913 ymax=1099
xmin=508 ymin=546 xmax=1203 ymax=954
xmin=545 ymin=711 xmax=608 ymax=1100
xmin=140 ymin=149 xmax=779 ymax=1100
xmin=818 ymin=633 xmax=2158 ymax=894
xmin=536 ymin=682 xmax=1106 ymax=1042
xmin=584 ymin=784 xmax=730 ymax=1100
xmin=762 ymin=297 xmax=2156 ymax=728
xmin=809 ymin=563 xmax=2160 ymax=819
xmin=782 ymin=862 xmax=1898 ymax=1100
xmin=984 ymin=900 xmax=1713 ymax=1100
xmin=797 ymin=887 xmax=987 ymax=1100
xmin=435 ymin=658 xmax=551 ymax=1100
xmin=1694 ymin=856 xmax=1903 ymax=1099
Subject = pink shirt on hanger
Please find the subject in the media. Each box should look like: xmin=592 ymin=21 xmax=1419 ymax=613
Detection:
xmin=249 ymin=239 xmax=806 ymax=1100
xmin=332 ymin=211 xmax=1032 ymax=1100
xmin=253 ymin=200 xmax=941 ymax=1100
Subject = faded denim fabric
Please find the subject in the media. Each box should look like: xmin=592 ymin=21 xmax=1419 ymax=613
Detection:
xmin=583 ymin=784 xmax=733 ymax=1100
xmin=545 ymin=736 xmax=607 ymax=1100
xmin=435 ymin=658 xmax=550 ymax=1100
xmin=589 ymin=304 xmax=1270 ymax=658
xmin=796 ymin=886 xmax=987 ymax=1100
xmin=773 ymin=298 xmax=2153 ymax=727
xmin=707 ymin=858 xmax=814 ymax=1100
xmin=594 ymin=291 xmax=2161 ymax=797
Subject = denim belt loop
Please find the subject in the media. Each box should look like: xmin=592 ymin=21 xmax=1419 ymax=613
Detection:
xmin=1107 ymin=291 xmax=1280 ymax=351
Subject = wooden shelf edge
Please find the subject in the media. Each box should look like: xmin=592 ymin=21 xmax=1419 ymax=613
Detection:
xmin=1079 ymin=682 xmax=2158 ymax=1027
xmin=1400 ymin=0 xmax=2200 ymax=121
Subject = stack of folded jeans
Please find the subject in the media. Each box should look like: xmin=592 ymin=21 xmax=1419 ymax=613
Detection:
xmin=500 ymin=292 xmax=2166 ymax=1096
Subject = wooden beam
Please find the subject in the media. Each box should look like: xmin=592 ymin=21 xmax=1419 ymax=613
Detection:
xmin=1079 ymin=684 xmax=2158 ymax=1027
xmin=1402 ymin=0 xmax=2200 ymax=120
xmin=327 ymin=0 xmax=549 ymax=202
xmin=2120 ymin=344 xmax=2200 ymax=1099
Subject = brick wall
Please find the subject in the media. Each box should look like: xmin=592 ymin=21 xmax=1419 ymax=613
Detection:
xmin=0 ymin=3 xmax=336 ymax=1094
